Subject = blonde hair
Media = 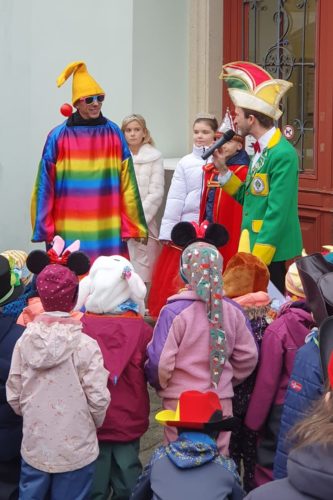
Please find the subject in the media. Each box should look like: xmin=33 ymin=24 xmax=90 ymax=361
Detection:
xmin=290 ymin=387 xmax=333 ymax=449
xmin=121 ymin=114 xmax=155 ymax=146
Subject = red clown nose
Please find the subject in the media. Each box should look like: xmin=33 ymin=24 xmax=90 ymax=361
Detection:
xmin=60 ymin=103 xmax=73 ymax=117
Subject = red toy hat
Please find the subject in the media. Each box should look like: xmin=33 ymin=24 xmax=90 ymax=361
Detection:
xmin=156 ymin=390 xmax=237 ymax=431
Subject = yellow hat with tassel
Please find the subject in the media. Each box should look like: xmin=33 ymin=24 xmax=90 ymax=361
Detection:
xmin=57 ymin=61 xmax=105 ymax=105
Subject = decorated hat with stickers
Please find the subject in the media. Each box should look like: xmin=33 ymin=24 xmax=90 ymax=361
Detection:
xmin=220 ymin=61 xmax=292 ymax=120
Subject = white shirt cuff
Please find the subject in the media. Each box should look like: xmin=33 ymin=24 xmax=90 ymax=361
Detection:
xmin=218 ymin=170 xmax=232 ymax=186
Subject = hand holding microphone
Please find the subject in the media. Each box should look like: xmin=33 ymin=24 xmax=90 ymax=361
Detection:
xmin=201 ymin=129 xmax=236 ymax=160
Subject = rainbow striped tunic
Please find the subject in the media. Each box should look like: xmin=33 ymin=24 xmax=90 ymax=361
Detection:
xmin=31 ymin=118 xmax=148 ymax=262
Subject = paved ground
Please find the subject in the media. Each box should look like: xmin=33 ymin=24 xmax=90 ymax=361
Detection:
xmin=138 ymin=316 xmax=164 ymax=465
xmin=139 ymin=387 xmax=164 ymax=466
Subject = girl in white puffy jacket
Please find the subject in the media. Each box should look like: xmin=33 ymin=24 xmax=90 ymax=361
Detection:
xmin=121 ymin=114 xmax=164 ymax=286
xmin=148 ymin=114 xmax=218 ymax=318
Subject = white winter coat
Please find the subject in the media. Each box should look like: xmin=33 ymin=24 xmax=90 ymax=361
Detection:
xmin=127 ymin=143 xmax=164 ymax=282
xmin=159 ymin=145 xmax=210 ymax=241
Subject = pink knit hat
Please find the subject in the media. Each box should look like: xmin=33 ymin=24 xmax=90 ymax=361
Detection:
xmin=36 ymin=264 xmax=79 ymax=312
xmin=27 ymin=236 xmax=90 ymax=313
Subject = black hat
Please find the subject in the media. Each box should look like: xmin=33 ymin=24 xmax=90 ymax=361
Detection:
xmin=0 ymin=255 xmax=25 ymax=307
xmin=296 ymin=253 xmax=333 ymax=327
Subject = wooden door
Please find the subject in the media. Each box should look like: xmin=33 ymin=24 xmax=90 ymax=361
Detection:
xmin=223 ymin=0 xmax=333 ymax=253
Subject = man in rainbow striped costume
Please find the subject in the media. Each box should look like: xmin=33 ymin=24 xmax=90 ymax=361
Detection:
xmin=31 ymin=61 xmax=148 ymax=262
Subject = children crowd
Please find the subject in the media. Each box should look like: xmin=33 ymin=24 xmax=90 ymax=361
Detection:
xmin=1 ymin=59 xmax=333 ymax=500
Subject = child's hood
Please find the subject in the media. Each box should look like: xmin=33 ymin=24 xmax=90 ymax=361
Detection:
xmin=75 ymin=255 xmax=146 ymax=316
xmin=279 ymin=303 xmax=314 ymax=344
xmin=82 ymin=313 xmax=152 ymax=384
xmin=20 ymin=315 xmax=82 ymax=370
xmin=164 ymin=432 xmax=238 ymax=477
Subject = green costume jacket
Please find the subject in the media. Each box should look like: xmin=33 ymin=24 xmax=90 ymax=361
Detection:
xmin=222 ymin=129 xmax=302 ymax=265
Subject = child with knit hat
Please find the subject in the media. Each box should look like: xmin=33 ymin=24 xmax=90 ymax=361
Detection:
xmin=6 ymin=249 xmax=110 ymax=500
xmin=0 ymin=253 xmax=26 ymax=500
xmin=146 ymin=221 xmax=258 ymax=456
xmin=75 ymin=255 xmax=153 ymax=500
xmin=16 ymin=236 xmax=85 ymax=326
xmin=131 ymin=390 xmax=244 ymax=500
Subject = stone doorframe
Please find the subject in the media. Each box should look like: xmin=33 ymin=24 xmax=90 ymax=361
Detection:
xmin=188 ymin=0 xmax=223 ymax=144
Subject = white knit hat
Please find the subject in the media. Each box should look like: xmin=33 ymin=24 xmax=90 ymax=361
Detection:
xmin=75 ymin=255 xmax=146 ymax=315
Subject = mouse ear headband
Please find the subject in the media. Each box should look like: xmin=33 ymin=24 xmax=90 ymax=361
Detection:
xmin=171 ymin=220 xmax=229 ymax=249
xmin=27 ymin=236 xmax=90 ymax=276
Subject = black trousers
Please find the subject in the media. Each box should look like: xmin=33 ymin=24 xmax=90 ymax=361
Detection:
xmin=0 ymin=457 xmax=21 ymax=500
xmin=268 ymin=261 xmax=286 ymax=294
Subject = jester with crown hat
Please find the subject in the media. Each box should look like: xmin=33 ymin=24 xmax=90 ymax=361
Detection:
xmin=199 ymin=108 xmax=250 ymax=269
xmin=214 ymin=61 xmax=302 ymax=293
xmin=31 ymin=61 xmax=148 ymax=263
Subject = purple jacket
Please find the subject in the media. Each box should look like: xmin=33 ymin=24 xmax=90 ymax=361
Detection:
xmin=245 ymin=304 xmax=314 ymax=431
xmin=145 ymin=291 xmax=258 ymax=400
xmin=82 ymin=312 xmax=153 ymax=442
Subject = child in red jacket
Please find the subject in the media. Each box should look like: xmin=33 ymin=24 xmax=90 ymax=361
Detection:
xmin=199 ymin=112 xmax=250 ymax=268
xmin=76 ymin=256 xmax=153 ymax=500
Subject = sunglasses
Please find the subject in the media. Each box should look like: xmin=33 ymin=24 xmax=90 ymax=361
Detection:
xmin=80 ymin=94 xmax=105 ymax=105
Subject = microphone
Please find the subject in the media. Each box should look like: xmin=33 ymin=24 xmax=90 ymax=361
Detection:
xmin=201 ymin=129 xmax=236 ymax=160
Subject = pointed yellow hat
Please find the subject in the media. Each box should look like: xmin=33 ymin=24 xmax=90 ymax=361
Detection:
xmin=57 ymin=61 xmax=105 ymax=105
xmin=220 ymin=61 xmax=292 ymax=120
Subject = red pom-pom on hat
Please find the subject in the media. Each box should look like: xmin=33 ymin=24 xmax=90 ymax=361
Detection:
xmin=60 ymin=103 xmax=73 ymax=117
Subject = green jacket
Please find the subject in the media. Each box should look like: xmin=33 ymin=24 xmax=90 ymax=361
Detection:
xmin=222 ymin=129 xmax=302 ymax=264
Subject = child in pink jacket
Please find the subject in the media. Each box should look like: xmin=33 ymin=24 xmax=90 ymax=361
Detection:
xmin=146 ymin=221 xmax=258 ymax=455
xmin=6 ymin=248 xmax=110 ymax=500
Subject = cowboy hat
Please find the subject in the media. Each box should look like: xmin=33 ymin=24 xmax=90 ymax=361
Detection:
xmin=156 ymin=390 xmax=238 ymax=431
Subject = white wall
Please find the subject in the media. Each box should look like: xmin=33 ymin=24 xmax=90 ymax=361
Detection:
xmin=0 ymin=0 xmax=189 ymax=251
xmin=131 ymin=0 xmax=189 ymax=156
